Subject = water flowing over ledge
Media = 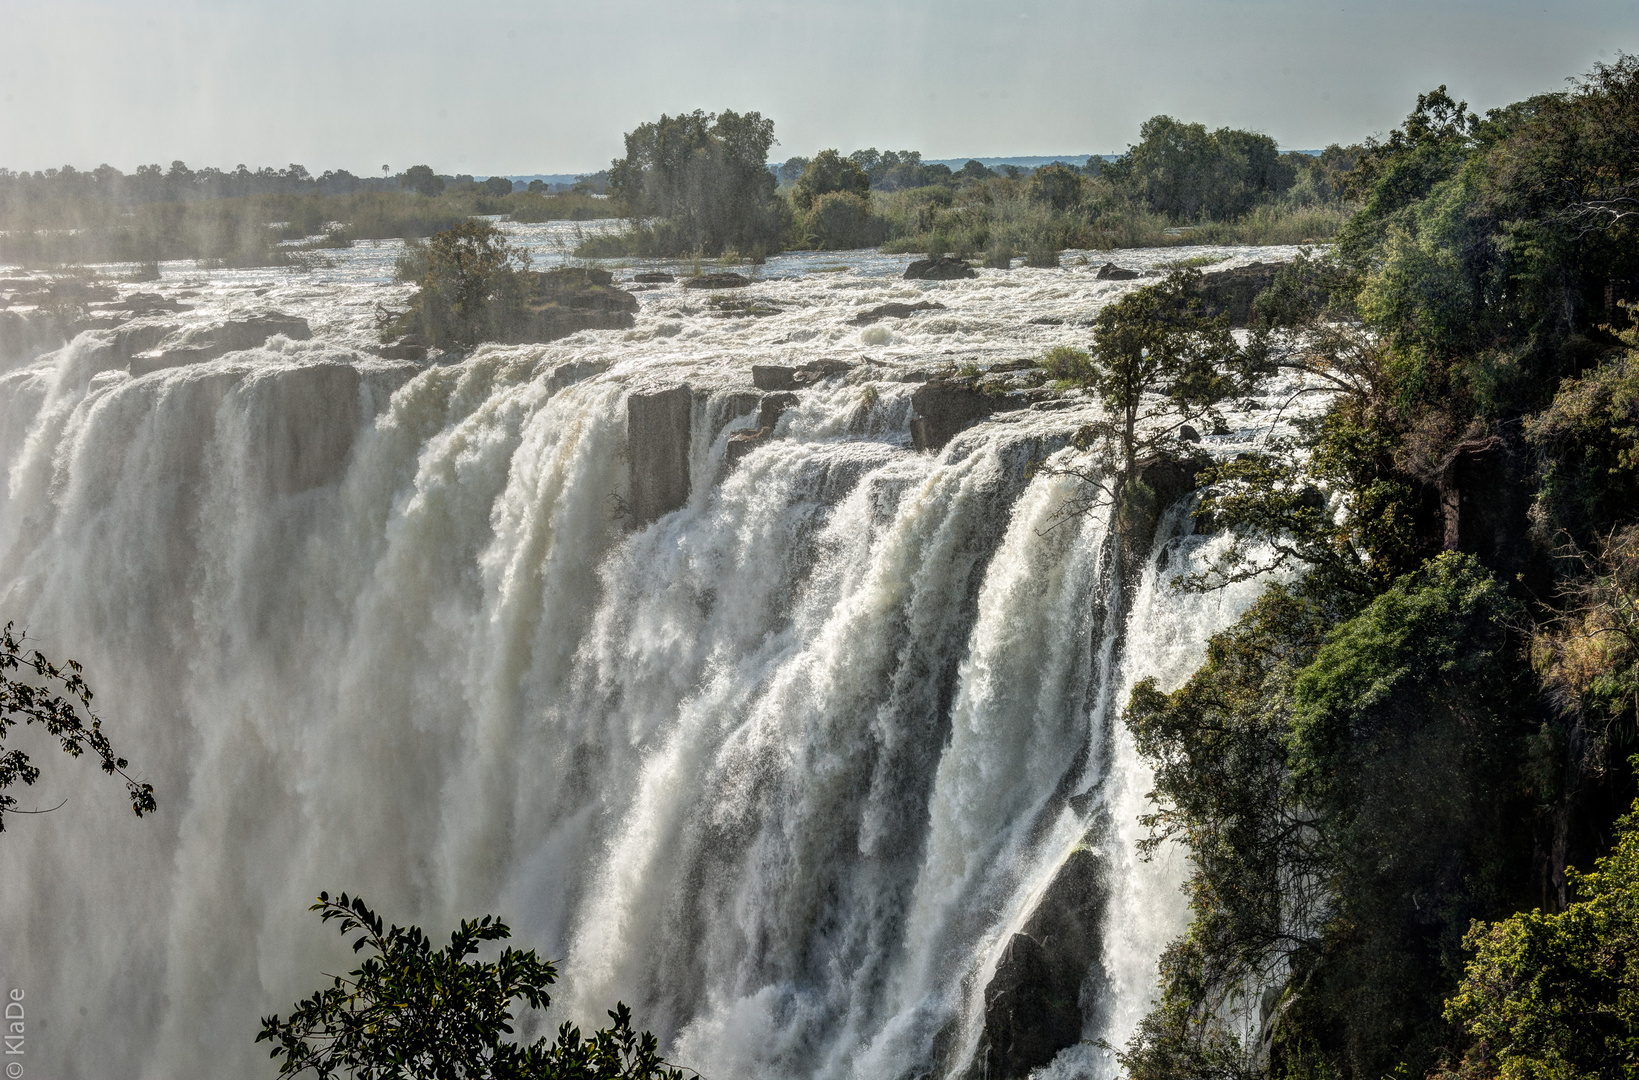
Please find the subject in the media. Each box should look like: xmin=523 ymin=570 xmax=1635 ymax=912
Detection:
xmin=0 ymin=237 xmax=1299 ymax=1080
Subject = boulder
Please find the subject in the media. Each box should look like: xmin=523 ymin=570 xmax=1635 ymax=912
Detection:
xmin=379 ymin=333 xmax=428 ymax=361
xmin=909 ymin=377 xmax=1029 ymax=450
xmin=98 ymin=291 xmax=190 ymax=313
xmin=971 ymin=848 xmax=1109 ymax=1080
xmin=1095 ymin=262 xmax=1141 ymax=281
xmin=627 ymin=384 xmax=694 ymax=526
xmin=546 ymin=358 xmax=608 ymax=394
xmin=1188 ymin=262 xmax=1282 ymax=326
xmin=632 ymin=272 xmax=675 ymax=284
xmin=725 ymin=427 xmax=771 ymax=468
xmin=850 ymin=300 xmax=946 ymax=326
xmin=752 ymin=359 xmax=853 ymax=391
xmin=129 ymin=313 xmax=312 ymax=376
xmin=903 ymin=256 xmax=976 ymax=281
xmin=682 ymin=272 xmax=751 ymax=290
xmin=515 ymin=269 xmax=638 ymax=341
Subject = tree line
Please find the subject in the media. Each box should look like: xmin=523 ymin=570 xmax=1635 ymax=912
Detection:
xmin=584 ymin=109 xmax=1355 ymax=260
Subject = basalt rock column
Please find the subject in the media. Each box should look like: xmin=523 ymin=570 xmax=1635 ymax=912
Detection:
xmin=627 ymin=384 xmax=694 ymax=526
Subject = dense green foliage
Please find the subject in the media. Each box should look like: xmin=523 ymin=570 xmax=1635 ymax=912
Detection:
xmin=389 ymin=221 xmax=532 ymax=348
xmin=605 ymin=109 xmax=789 ymax=256
xmin=1118 ymin=56 xmax=1639 ymax=1080
xmin=1040 ymin=270 xmax=1270 ymax=527
xmin=1101 ymin=116 xmax=1295 ymax=221
xmin=258 ymin=892 xmax=681 ymax=1080
xmin=0 ymin=622 xmax=154 ymax=831
xmin=791 ymin=150 xmax=870 ymax=211
xmin=1442 ymin=793 xmax=1639 ymax=1080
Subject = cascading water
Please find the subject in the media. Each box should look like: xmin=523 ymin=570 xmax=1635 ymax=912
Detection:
xmin=0 ymin=232 xmax=1300 ymax=1080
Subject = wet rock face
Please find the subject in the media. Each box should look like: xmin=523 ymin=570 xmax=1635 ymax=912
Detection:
xmin=972 ymin=848 xmax=1110 ymax=1080
xmin=751 ymin=359 xmax=853 ymax=391
xmin=1188 ymin=262 xmax=1282 ymax=326
xmin=379 ymin=334 xmax=428 ymax=361
xmin=546 ymin=358 xmax=609 ymax=394
xmin=632 ymin=271 xmax=675 ymax=284
xmin=1117 ymin=451 xmax=1214 ymax=569
xmin=1439 ymin=434 xmax=1542 ymax=594
xmin=129 ymin=313 xmax=313 ymax=376
xmin=724 ymin=391 xmax=802 ymax=469
xmin=904 ymin=256 xmax=977 ymax=281
xmin=851 ymin=300 xmax=946 ymax=326
xmin=518 ymin=270 xmax=639 ymax=342
xmin=1095 ymin=262 xmax=1142 ymax=280
xmin=910 ymin=378 xmax=1021 ymax=450
xmin=682 ymin=272 xmax=751 ymax=290
xmin=627 ymin=384 xmax=694 ymax=526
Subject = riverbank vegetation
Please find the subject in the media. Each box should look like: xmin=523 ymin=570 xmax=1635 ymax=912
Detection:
xmin=0 ymin=162 xmax=615 ymax=267
xmin=580 ymin=111 xmax=1355 ymax=260
xmin=1107 ymin=60 xmax=1639 ymax=1080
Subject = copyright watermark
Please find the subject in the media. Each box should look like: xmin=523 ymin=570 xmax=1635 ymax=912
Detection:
xmin=4 ymin=987 xmax=22 ymax=1078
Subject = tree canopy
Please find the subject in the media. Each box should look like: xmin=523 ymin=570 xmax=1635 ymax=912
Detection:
xmin=259 ymin=892 xmax=682 ymax=1080
xmin=607 ymin=109 xmax=787 ymax=255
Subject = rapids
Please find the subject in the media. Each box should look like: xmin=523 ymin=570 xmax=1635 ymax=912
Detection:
xmin=0 ymin=231 xmax=1300 ymax=1080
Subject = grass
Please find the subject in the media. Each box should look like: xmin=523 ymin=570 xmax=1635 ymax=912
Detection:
xmin=870 ymin=177 xmax=1350 ymax=259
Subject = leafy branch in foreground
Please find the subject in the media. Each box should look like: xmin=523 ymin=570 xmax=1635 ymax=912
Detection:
xmin=0 ymin=621 xmax=155 ymax=831
xmin=258 ymin=892 xmax=686 ymax=1080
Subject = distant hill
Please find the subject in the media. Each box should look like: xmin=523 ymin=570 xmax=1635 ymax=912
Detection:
xmin=924 ymin=155 xmax=1110 ymax=170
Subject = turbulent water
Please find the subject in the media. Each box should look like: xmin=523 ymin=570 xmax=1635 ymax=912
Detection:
xmin=0 ymin=227 xmax=1299 ymax=1080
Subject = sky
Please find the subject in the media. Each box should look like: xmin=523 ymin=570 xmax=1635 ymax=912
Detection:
xmin=1 ymin=0 xmax=1636 ymax=176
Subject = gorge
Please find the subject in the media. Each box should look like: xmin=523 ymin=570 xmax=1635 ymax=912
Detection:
xmin=0 ymin=234 xmax=1301 ymax=1080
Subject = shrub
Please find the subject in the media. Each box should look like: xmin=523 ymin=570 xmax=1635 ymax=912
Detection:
xmin=802 ymin=191 xmax=885 ymax=250
xmin=792 ymin=150 xmax=870 ymax=211
xmin=392 ymin=220 xmax=531 ymax=348
xmin=1039 ymin=345 xmax=1094 ymax=382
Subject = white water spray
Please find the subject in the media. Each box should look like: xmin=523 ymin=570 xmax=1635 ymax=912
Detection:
xmin=0 ymin=239 xmax=1304 ymax=1080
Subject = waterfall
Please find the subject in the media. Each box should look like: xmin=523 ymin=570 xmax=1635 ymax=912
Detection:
xmin=0 ymin=245 xmax=1295 ymax=1080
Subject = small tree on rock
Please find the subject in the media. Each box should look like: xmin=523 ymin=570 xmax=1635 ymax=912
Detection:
xmin=1043 ymin=269 xmax=1271 ymax=534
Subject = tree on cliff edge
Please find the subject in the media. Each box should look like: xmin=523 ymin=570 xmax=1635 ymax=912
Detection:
xmin=1041 ymin=269 xmax=1271 ymax=535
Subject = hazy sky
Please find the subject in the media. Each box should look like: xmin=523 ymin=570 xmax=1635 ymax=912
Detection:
xmin=2 ymin=0 xmax=1636 ymax=175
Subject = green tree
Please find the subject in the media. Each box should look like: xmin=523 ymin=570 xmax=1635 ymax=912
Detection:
xmin=607 ymin=109 xmax=788 ymax=255
xmin=1044 ymin=270 xmax=1270 ymax=528
xmin=401 ymin=166 xmax=446 ymax=198
xmin=1443 ymin=790 xmax=1639 ymax=1080
xmin=1122 ymin=554 xmax=1531 ymax=1080
xmin=0 ymin=622 xmax=154 ymax=831
xmin=1102 ymin=116 xmax=1293 ymax=221
xmin=258 ymin=892 xmax=682 ymax=1080
xmin=791 ymin=149 xmax=869 ymax=211
xmin=393 ymin=220 xmax=531 ymax=348
xmin=483 ymin=176 xmax=515 ymax=198
xmin=1027 ymin=163 xmax=1084 ymax=213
